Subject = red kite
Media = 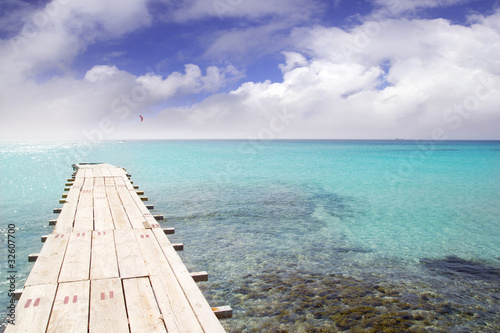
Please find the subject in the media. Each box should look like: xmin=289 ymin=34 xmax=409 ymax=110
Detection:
xmin=139 ymin=115 xmax=143 ymax=122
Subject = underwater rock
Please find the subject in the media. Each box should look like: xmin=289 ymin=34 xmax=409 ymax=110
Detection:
xmin=213 ymin=268 xmax=500 ymax=333
xmin=421 ymin=256 xmax=500 ymax=281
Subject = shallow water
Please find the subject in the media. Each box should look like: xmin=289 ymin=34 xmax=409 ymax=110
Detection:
xmin=1 ymin=140 xmax=499 ymax=332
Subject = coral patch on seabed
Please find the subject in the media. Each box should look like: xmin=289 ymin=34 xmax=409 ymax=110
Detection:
xmin=208 ymin=267 xmax=499 ymax=333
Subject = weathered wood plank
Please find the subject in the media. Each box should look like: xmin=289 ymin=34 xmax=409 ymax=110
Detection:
xmin=54 ymin=177 xmax=84 ymax=233
xmin=58 ymin=232 xmax=92 ymax=283
xmin=74 ymin=168 xmax=85 ymax=179
xmin=134 ymin=229 xmax=204 ymax=332
xmin=25 ymin=233 xmax=69 ymax=287
xmin=105 ymin=177 xmax=132 ymax=229
xmin=4 ymin=284 xmax=57 ymax=333
xmin=74 ymin=177 xmax=94 ymax=232
xmin=121 ymin=176 xmax=158 ymax=228
xmin=152 ymin=227 xmax=226 ymax=332
xmin=46 ymin=280 xmax=90 ymax=333
xmin=122 ymin=277 xmax=167 ymax=333
xmin=108 ymin=167 xmax=129 ymax=179
xmin=90 ymin=230 xmax=119 ymax=280
xmin=92 ymin=167 xmax=103 ymax=178
xmin=100 ymin=167 xmax=112 ymax=177
xmin=89 ymin=278 xmax=129 ymax=333
xmin=93 ymin=177 xmax=114 ymax=230
xmin=114 ymin=229 xmax=148 ymax=278
xmin=114 ymin=177 xmax=147 ymax=229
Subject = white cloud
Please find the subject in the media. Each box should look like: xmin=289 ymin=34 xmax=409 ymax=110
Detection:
xmin=0 ymin=0 xmax=243 ymax=140
xmin=3 ymin=0 xmax=151 ymax=76
xmin=279 ymin=52 xmax=309 ymax=73
xmin=145 ymin=9 xmax=500 ymax=140
xmin=84 ymin=65 xmax=123 ymax=83
xmin=1 ymin=0 xmax=499 ymax=141
xmin=0 ymin=59 xmax=243 ymax=140
xmin=137 ymin=64 xmax=243 ymax=99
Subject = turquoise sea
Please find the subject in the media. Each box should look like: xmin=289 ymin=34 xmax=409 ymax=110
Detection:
xmin=1 ymin=140 xmax=499 ymax=332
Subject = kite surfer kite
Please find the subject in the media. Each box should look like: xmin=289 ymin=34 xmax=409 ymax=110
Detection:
xmin=139 ymin=115 xmax=143 ymax=122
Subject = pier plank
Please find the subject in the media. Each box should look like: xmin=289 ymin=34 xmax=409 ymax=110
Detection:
xmin=114 ymin=229 xmax=148 ymax=278
xmin=123 ymin=277 xmax=167 ymax=333
xmin=105 ymin=177 xmax=132 ymax=229
xmin=76 ymin=168 xmax=87 ymax=178
xmin=108 ymin=167 xmax=129 ymax=179
xmin=85 ymin=168 xmax=93 ymax=178
xmin=123 ymin=179 xmax=158 ymax=227
xmin=47 ymin=280 xmax=90 ymax=333
xmin=135 ymin=229 xmax=204 ymax=332
xmin=58 ymin=231 xmax=92 ymax=283
xmin=92 ymin=168 xmax=102 ymax=177
xmin=100 ymin=167 xmax=112 ymax=177
xmin=93 ymin=177 xmax=114 ymax=230
xmin=152 ymin=227 xmax=226 ymax=332
xmin=25 ymin=233 xmax=69 ymax=287
xmin=74 ymin=177 xmax=94 ymax=232
xmin=114 ymin=176 xmax=147 ymax=229
xmin=90 ymin=230 xmax=119 ymax=280
xmin=89 ymin=278 xmax=129 ymax=333
xmin=54 ymin=176 xmax=84 ymax=233
xmin=4 ymin=284 xmax=57 ymax=333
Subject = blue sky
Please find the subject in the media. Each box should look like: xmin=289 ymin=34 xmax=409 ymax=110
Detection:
xmin=1 ymin=0 xmax=499 ymax=140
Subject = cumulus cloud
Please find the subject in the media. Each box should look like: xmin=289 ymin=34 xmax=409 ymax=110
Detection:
xmin=0 ymin=0 xmax=242 ymax=140
xmin=0 ymin=0 xmax=153 ymax=139
xmin=137 ymin=64 xmax=243 ymax=99
xmin=3 ymin=0 xmax=151 ymax=75
xmin=1 ymin=0 xmax=499 ymax=141
xmin=144 ymin=9 xmax=500 ymax=140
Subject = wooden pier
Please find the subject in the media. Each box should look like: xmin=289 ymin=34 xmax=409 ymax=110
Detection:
xmin=6 ymin=163 xmax=229 ymax=332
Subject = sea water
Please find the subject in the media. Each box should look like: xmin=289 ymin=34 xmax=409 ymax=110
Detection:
xmin=1 ymin=140 xmax=499 ymax=332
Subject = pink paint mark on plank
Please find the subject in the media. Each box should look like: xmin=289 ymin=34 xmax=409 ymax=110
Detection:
xmin=64 ymin=296 xmax=69 ymax=304
xmin=100 ymin=293 xmax=105 ymax=300
xmin=141 ymin=235 xmax=144 ymax=238
xmin=82 ymin=232 xmax=85 ymax=237
xmin=61 ymin=234 xmax=65 ymax=238
xmin=77 ymin=233 xmax=80 ymax=237
xmin=24 ymin=299 xmax=32 ymax=308
xmin=34 ymin=298 xmax=40 ymax=307
xmin=55 ymin=234 xmax=60 ymax=238
xmin=109 ymin=291 xmax=114 ymax=299
xmin=73 ymin=295 xmax=78 ymax=303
